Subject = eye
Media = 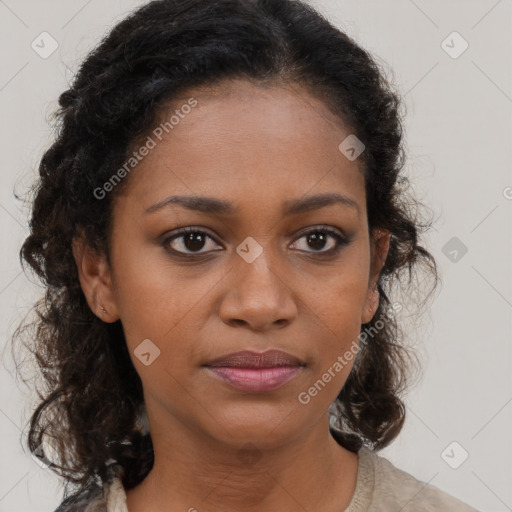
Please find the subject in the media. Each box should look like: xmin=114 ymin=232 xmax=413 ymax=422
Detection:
xmin=162 ymin=225 xmax=351 ymax=258
xmin=291 ymin=227 xmax=350 ymax=255
xmin=162 ymin=227 xmax=222 ymax=255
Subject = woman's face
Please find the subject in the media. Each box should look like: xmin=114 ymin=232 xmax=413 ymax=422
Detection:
xmin=84 ymin=79 xmax=390 ymax=449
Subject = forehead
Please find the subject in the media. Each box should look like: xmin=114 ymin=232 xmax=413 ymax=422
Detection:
xmin=115 ymin=79 xmax=366 ymax=216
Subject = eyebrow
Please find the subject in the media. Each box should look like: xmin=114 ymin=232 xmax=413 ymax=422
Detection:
xmin=145 ymin=192 xmax=360 ymax=217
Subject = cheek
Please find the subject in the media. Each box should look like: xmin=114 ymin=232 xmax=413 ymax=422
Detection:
xmin=301 ymin=248 xmax=369 ymax=382
xmin=307 ymin=248 xmax=369 ymax=332
xmin=111 ymin=240 xmax=225 ymax=364
xmin=109 ymin=238 xmax=181 ymax=343
xmin=298 ymin=282 xmax=365 ymax=408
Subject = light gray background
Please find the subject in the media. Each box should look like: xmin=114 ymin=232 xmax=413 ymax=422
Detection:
xmin=0 ymin=0 xmax=511 ymax=510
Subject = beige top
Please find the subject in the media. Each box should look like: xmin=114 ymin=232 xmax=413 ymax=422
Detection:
xmin=344 ymin=447 xmax=478 ymax=511
xmin=95 ymin=447 xmax=478 ymax=512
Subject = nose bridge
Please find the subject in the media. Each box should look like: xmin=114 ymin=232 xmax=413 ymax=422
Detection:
xmin=238 ymin=243 xmax=281 ymax=292
xmin=219 ymin=240 xmax=297 ymax=329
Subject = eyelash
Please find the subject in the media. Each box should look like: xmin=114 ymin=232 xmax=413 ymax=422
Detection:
xmin=161 ymin=226 xmax=351 ymax=259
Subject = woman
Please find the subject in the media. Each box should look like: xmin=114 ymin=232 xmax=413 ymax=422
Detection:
xmin=14 ymin=0 xmax=478 ymax=510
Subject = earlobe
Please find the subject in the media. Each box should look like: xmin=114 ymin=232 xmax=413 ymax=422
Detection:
xmin=72 ymin=232 xmax=119 ymax=322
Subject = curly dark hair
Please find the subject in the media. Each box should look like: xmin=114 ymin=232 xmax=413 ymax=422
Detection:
xmin=11 ymin=0 xmax=438 ymax=504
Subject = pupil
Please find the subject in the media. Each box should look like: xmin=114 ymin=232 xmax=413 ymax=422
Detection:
xmin=308 ymin=232 xmax=326 ymax=250
xmin=184 ymin=232 xmax=205 ymax=251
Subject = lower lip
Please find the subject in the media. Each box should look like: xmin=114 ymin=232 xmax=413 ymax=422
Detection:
xmin=205 ymin=366 xmax=302 ymax=392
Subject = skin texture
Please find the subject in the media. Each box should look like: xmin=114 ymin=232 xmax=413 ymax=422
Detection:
xmin=73 ymin=79 xmax=390 ymax=512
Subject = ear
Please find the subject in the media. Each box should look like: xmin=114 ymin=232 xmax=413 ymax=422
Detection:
xmin=361 ymin=228 xmax=391 ymax=324
xmin=72 ymin=229 xmax=119 ymax=322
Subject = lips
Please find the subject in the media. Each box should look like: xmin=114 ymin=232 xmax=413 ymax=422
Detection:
xmin=204 ymin=350 xmax=304 ymax=369
xmin=203 ymin=350 xmax=305 ymax=392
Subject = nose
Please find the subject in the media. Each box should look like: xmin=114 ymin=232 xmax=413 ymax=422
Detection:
xmin=218 ymin=247 xmax=298 ymax=332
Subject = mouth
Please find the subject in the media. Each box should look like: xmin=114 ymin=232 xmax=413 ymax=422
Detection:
xmin=203 ymin=350 xmax=305 ymax=393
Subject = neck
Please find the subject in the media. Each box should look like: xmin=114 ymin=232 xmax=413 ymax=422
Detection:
xmin=125 ymin=412 xmax=359 ymax=512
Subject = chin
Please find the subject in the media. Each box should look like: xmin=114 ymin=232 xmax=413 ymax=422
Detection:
xmin=203 ymin=404 xmax=309 ymax=449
